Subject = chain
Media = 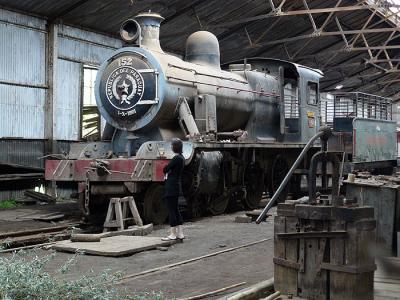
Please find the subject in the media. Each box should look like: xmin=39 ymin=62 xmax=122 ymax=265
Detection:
xmin=84 ymin=170 xmax=91 ymax=216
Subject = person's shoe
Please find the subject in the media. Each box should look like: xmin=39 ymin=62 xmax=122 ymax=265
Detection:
xmin=176 ymin=225 xmax=185 ymax=240
xmin=161 ymin=227 xmax=177 ymax=241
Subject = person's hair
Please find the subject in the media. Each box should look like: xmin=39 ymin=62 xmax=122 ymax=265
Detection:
xmin=171 ymin=138 xmax=183 ymax=154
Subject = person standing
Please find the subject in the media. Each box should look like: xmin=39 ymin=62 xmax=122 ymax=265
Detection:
xmin=161 ymin=138 xmax=185 ymax=241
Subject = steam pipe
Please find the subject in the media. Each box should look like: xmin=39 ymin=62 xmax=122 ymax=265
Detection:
xmin=255 ymin=126 xmax=332 ymax=224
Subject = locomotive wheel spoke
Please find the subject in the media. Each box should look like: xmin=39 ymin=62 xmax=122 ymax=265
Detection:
xmin=243 ymin=164 xmax=264 ymax=209
xmin=207 ymin=194 xmax=229 ymax=215
xmin=143 ymin=183 xmax=168 ymax=225
xmin=187 ymin=194 xmax=205 ymax=219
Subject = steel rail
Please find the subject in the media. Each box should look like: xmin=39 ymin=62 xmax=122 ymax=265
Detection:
xmin=117 ymin=237 xmax=272 ymax=284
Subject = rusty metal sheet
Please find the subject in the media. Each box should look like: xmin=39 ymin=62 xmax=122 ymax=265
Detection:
xmin=45 ymin=158 xmax=168 ymax=182
xmin=353 ymin=118 xmax=397 ymax=163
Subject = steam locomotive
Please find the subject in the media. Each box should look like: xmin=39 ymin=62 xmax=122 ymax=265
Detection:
xmin=45 ymin=12 xmax=396 ymax=224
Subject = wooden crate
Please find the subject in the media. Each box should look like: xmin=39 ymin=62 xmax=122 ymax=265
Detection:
xmin=274 ymin=203 xmax=376 ymax=300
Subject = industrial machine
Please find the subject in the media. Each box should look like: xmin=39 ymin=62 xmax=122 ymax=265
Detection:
xmin=45 ymin=12 xmax=396 ymax=224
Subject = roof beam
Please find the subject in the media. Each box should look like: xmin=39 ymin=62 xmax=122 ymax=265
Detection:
xmin=249 ymin=27 xmax=400 ymax=49
xmin=48 ymin=0 xmax=91 ymax=21
xmin=210 ymin=5 xmax=376 ymax=28
xmin=163 ymin=0 xmax=205 ymax=25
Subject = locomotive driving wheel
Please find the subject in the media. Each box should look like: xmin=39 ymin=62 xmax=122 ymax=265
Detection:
xmin=143 ymin=183 xmax=168 ymax=225
xmin=187 ymin=195 xmax=206 ymax=219
xmin=207 ymin=193 xmax=229 ymax=215
xmin=270 ymin=155 xmax=290 ymax=203
xmin=243 ymin=163 xmax=264 ymax=209
xmin=182 ymin=170 xmax=205 ymax=219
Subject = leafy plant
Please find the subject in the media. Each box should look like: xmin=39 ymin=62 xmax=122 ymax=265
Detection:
xmin=0 ymin=200 xmax=20 ymax=210
xmin=0 ymin=250 xmax=166 ymax=300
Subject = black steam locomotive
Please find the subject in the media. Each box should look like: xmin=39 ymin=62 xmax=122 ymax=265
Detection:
xmin=45 ymin=12 xmax=396 ymax=224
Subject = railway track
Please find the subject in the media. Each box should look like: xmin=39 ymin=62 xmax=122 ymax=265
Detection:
xmin=118 ymin=237 xmax=273 ymax=284
xmin=0 ymin=223 xmax=81 ymax=253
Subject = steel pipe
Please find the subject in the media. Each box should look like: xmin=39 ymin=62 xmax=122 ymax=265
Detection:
xmin=256 ymin=126 xmax=332 ymax=224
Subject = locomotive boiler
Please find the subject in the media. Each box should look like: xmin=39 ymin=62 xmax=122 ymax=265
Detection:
xmin=46 ymin=12 xmax=327 ymax=224
xmin=97 ymin=12 xmax=317 ymax=155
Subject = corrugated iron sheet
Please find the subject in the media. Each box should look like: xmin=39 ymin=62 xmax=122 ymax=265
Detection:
xmin=0 ymin=8 xmax=46 ymax=30
xmin=0 ymin=190 xmax=25 ymax=201
xmin=0 ymin=139 xmax=44 ymax=167
xmin=59 ymin=24 xmax=122 ymax=49
xmin=0 ymin=21 xmax=46 ymax=85
xmin=0 ymin=85 xmax=45 ymax=139
xmin=58 ymin=35 xmax=119 ymax=66
xmin=55 ymin=59 xmax=81 ymax=141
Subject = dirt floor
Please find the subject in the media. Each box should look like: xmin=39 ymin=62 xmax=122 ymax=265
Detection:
xmin=0 ymin=200 xmax=81 ymax=233
xmin=49 ymin=211 xmax=275 ymax=299
xmin=0 ymin=200 xmax=276 ymax=299
xmin=0 ymin=200 xmax=399 ymax=299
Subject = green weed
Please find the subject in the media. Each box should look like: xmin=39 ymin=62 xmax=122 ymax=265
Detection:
xmin=0 ymin=250 xmax=167 ymax=300
xmin=0 ymin=200 xmax=20 ymax=210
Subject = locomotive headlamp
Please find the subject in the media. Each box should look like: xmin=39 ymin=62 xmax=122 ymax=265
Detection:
xmin=120 ymin=19 xmax=141 ymax=44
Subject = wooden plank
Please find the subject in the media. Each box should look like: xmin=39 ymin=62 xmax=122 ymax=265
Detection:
xmin=127 ymin=196 xmax=143 ymax=226
xmin=284 ymin=216 xmax=299 ymax=296
xmin=53 ymin=236 xmax=175 ymax=257
xmin=273 ymin=257 xmax=300 ymax=269
xmin=297 ymin=220 xmax=327 ymax=299
xmin=273 ymin=216 xmax=287 ymax=294
xmin=277 ymin=231 xmax=347 ymax=239
xmin=235 ymin=215 xmax=252 ymax=223
xmin=330 ymin=219 xmax=375 ymax=300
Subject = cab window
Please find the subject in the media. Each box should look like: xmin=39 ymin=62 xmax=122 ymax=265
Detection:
xmin=307 ymin=82 xmax=318 ymax=105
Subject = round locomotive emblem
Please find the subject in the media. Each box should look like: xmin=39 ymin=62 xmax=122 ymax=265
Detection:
xmin=105 ymin=66 xmax=144 ymax=111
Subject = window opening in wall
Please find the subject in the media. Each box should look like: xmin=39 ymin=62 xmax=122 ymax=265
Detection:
xmin=82 ymin=65 xmax=100 ymax=141
xmin=307 ymin=82 xmax=318 ymax=105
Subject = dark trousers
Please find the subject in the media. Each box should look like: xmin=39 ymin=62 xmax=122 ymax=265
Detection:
xmin=164 ymin=196 xmax=183 ymax=227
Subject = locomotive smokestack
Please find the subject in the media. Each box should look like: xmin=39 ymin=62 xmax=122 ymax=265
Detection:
xmin=134 ymin=12 xmax=164 ymax=52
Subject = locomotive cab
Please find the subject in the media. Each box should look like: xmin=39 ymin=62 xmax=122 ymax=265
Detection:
xmin=223 ymin=58 xmax=323 ymax=144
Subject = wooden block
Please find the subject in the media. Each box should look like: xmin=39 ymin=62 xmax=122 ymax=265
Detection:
xmin=235 ymin=215 xmax=252 ymax=223
xmin=53 ymin=235 xmax=175 ymax=257
xmin=245 ymin=210 xmax=271 ymax=221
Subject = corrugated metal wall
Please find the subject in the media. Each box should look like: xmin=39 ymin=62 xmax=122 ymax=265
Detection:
xmin=0 ymin=9 xmax=122 ymax=142
xmin=0 ymin=139 xmax=45 ymax=168
xmin=55 ymin=25 xmax=122 ymax=141
xmin=55 ymin=60 xmax=82 ymax=140
xmin=0 ymin=9 xmax=47 ymax=139
xmin=0 ymin=8 xmax=122 ymax=199
xmin=0 ymin=9 xmax=122 ymax=200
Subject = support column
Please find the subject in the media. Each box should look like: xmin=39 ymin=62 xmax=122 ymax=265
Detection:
xmin=45 ymin=22 xmax=58 ymax=155
xmin=45 ymin=23 xmax=58 ymax=197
